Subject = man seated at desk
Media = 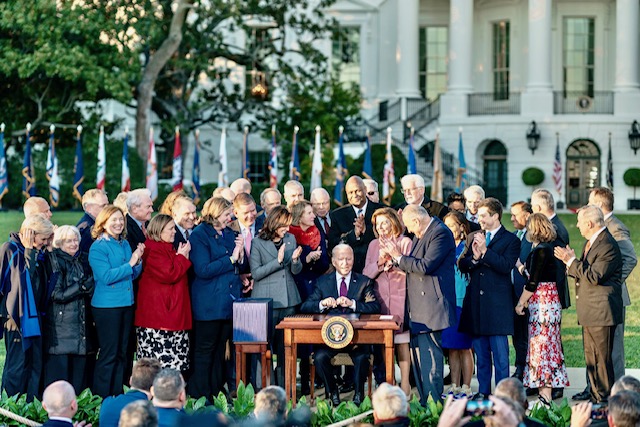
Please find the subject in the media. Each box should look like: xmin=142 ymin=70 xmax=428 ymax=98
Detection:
xmin=300 ymin=244 xmax=381 ymax=406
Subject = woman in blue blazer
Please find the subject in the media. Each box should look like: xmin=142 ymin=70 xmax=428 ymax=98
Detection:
xmin=89 ymin=205 xmax=144 ymax=397
xmin=188 ymin=197 xmax=244 ymax=400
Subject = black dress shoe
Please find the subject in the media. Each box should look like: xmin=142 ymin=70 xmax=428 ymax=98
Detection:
xmin=353 ymin=392 xmax=363 ymax=406
xmin=572 ymin=389 xmax=591 ymax=401
xmin=473 ymin=392 xmax=490 ymax=400
xmin=300 ymin=385 xmax=310 ymax=396
xmin=511 ymin=367 xmax=524 ymax=382
xmin=330 ymin=391 xmax=341 ymax=406
xmin=339 ymin=382 xmax=355 ymax=393
xmin=552 ymin=388 xmax=564 ymax=400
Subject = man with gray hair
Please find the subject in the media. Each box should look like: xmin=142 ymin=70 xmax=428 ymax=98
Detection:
xmin=463 ymin=185 xmax=485 ymax=224
xmin=555 ymin=205 xmax=623 ymax=403
xmin=259 ymin=187 xmax=282 ymax=218
xmin=42 ymin=380 xmax=83 ymax=427
xmin=230 ymin=178 xmax=252 ymax=196
xmin=119 ymin=400 xmax=158 ymax=427
xmin=23 ymin=196 xmax=53 ymax=219
xmin=372 ymin=383 xmax=409 ymax=426
xmin=363 ymin=178 xmax=380 ymax=204
xmin=126 ymin=188 xmax=154 ymax=252
xmin=77 ymin=189 xmax=109 ymax=253
xmin=397 ymin=174 xmax=449 ymax=220
xmin=151 ymin=369 xmax=186 ymax=427
xmin=310 ymin=188 xmax=331 ymax=244
xmin=283 ymin=180 xmax=305 ymax=210
xmin=253 ymin=385 xmax=287 ymax=426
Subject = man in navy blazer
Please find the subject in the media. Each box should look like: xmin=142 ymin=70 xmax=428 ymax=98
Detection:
xmin=459 ymin=198 xmax=521 ymax=398
xmin=382 ymin=204 xmax=456 ymax=404
xmin=300 ymin=244 xmax=381 ymax=406
xmin=41 ymin=381 xmax=83 ymax=427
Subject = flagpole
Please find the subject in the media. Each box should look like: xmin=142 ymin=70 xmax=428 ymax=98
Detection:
xmin=242 ymin=126 xmax=250 ymax=179
xmin=0 ymin=123 xmax=6 ymax=208
xmin=269 ymin=124 xmax=278 ymax=188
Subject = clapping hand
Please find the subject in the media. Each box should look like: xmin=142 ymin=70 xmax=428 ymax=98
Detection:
xmin=354 ymin=214 xmax=365 ymax=238
xmin=232 ymin=234 xmax=244 ymax=261
xmin=292 ymin=246 xmax=303 ymax=262
xmin=277 ymin=243 xmax=286 ymax=264
xmin=379 ymin=236 xmax=401 ymax=259
xmin=306 ymin=247 xmax=322 ymax=263
xmin=554 ymin=245 xmax=575 ymax=264
xmin=129 ymin=243 xmax=145 ymax=266
xmin=176 ymin=241 xmax=191 ymax=258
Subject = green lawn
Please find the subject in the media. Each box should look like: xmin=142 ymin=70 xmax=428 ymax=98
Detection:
xmin=0 ymin=210 xmax=638 ymax=370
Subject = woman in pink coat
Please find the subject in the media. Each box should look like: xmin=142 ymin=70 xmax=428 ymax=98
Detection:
xmin=363 ymin=207 xmax=412 ymax=395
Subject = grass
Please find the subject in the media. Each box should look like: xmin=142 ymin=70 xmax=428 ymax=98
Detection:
xmin=0 ymin=210 xmax=638 ymax=372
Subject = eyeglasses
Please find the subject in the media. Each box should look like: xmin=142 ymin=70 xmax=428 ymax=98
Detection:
xmin=367 ymin=192 xmax=376 ymax=196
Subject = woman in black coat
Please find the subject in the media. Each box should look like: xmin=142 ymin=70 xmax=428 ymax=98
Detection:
xmin=45 ymin=225 xmax=95 ymax=392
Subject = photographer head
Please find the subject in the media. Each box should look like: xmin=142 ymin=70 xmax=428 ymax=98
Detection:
xmin=43 ymin=381 xmax=78 ymax=421
xmin=130 ymin=358 xmax=163 ymax=398
xmin=151 ymin=369 xmax=186 ymax=409
xmin=253 ymin=386 xmax=287 ymax=425
xmin=612 ymin=376 xmax=640 ymax=396
xmin=608 ymin=390 xmax=640 ymax=427
xmin=372 ymin=383 xmax=408 ymax=425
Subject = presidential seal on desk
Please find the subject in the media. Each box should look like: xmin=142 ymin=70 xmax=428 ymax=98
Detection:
xmin=321 ymin=316 xmax=354 ymax=349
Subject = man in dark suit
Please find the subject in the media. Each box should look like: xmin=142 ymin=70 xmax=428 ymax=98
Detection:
xmin=328 ymin=176 xmax=383 ymax=273
xmin=459 ymin=197 xmax=520 ymax=398
xmin=258 ymin=187 xmax=282 ymax=220
xmin=311 ymin=188 xmax=332 ymax=246
xmin=99 ymin=358 xmax=162 ymax=427
xmin=382 ymin=205 xmax=456 ymax=404
xmin=395 ymin=174 xmax=449 ymax=220
xmin=463 ymin=185 xmax=485 ymax=224
xmin=555 ymin=205 xmax=623 ymax=403
xmin=170 ymin=195 xmax=197 ymax=250
xmin=229 ymin=193 xmax=264 ymax=293
xmin=300 ymin=244 xmax=381 ymax=406
xmin=41 ymin=381 xmax=82 ymax=427
xmin=76 ymin=189 xmax=108 ymax=254
xmin=125 ymin=188 xmax=154 ymax=252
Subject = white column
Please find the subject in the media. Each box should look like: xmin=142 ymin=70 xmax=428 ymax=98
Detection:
xmin=615 ymin=0 xmax=640 ymax=91
xmin=526 ymin=0 xmax=552 ymax=91
xmin=395 ymin=0 xmax=421 ymax=99
xmin=447 ymin=0 xmax=474 ymax=93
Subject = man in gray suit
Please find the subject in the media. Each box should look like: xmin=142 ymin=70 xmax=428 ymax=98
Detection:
xmin=589 ymin=187 xmax=637 ymax=380
xmin=381 ymin=205 xmax=456 ymax=404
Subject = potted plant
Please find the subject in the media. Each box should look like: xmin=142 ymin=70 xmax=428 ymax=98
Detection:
xmin=623 ymin=168 xmax=640 ymax=210
xmin=522 ymin=167 xmax=545 ymax=192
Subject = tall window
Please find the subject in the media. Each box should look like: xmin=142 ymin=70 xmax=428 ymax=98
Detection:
xmin=332 ymin=27 xmax=360 ymax=86
xmin=563 ymin=18 xmax=595 ymax=97
xmin=247 ymin=151 xmax=270 ymax=183
xmin=419 ymin=27 xmax=448 ymax=101
xmin=492 ymin=21 xmax=510 ymax=100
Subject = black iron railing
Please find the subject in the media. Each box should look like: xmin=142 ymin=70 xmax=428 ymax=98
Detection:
xmin=468 ymin=92 xmax=521 ymax=115
xmin=553 ymin=91 xmax=613 ymax=114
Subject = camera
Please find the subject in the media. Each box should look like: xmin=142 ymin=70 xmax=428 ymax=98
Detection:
xmin=464 ymin=400 xmax=494 ymax=417
xmin=591 ymin=403 xmax=608 ymax=420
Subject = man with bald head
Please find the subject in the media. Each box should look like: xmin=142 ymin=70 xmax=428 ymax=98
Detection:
xmin=230 ymin=178 xmax=251 ymax=196
xmin=284 ymin=180 xmax=305 ymax=209
xmin=310 ymin=188 xmax=331 ymax=244
xmin=212 ymin=186 xmax=235 ymax=203
xmin=42 ymin=380 xmax=84 ymax=427
xmin=328 ymin=176 xmax=383 ymax=273
xmin=23 ymin=196 xmax=52 ymax=219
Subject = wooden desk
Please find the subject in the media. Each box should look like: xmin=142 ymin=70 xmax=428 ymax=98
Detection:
xmin=276 ymin=314 xmax=399 ymax=404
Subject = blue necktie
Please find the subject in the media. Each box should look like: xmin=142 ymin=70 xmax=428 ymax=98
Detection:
xmin=486 ymin=232 xmax=491 ymax=247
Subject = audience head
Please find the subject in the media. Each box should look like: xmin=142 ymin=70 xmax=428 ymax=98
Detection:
xmin=463 ymin=185 xmax=485 ymax=215
xmin=526 ymin=212 xmax=557 ymax=244
xmin=146 ymin=214 xmax=176 ymax=243
xmin=151 ymin=369 xmax=186 ymax=408
xmin=363 ymin=179 xmax=380 ymax=203
xmin=43 ymin=380 xmax=77 ymax=419
xmin=372 ymin=383 xmax=408 ymax=423
xmin=477 ymin=197 xmax=503 ymax=231
xmin=345 ymin=176 xmax=367 ymax=209
xmin=52 ymin=225 xmax=81 ymax=256
xmin=230 ymin=178 xmax=251 ymax=196
xmin=127 ymin=189 xmax=154 ymax=222
xmin=23 ymin=196 xmax=52 ymax=219
xmin=92 ymin=205 xmax=126 ymax=240
xmin=82 ymin=189 xmax=109 ymax=219
xmin=201 ymin=197 xmax=233 ymax=230
xmin=310 ymin=188 xmax=331 ymax=219
xmin=20 ymin=213 xmax=55 ymax=250
xmin=372 ymin=207 xmax=403 ymax=239
xmin=159 ymin=190 xmax=188 ymax=216
xmin=130 ymin=358 xmax=163 ymax=393
xmin=530 ymin=189 xmax=555 ymax=215
xmin=400 ymin=174 xmax=426 ymax=206
xmin=443 ymin=210 xmax=470 ymax=242
xmin=446 ymin=192 xmax=466 ymax=214
xmin=233 ymin=193 xmax=258 ymax=228
xmin=212 ymin=186 xmax=236 ymax=203
xmin=260 ymin=188 xmax=282 ymax=216
xmin=259 ymin=206 xmax=292 ymax=242
xmin=172 ymin=196 xmax=197 ymax=231
xmin=494 ymin=378 xmax=528 ymax=414
xmin=589 ymin=187 xmax=615 ymax=214
xmin=510 ymin=201 xmax=532 ymax=231
xmin=608 ymin=390 xmax=640 ymax=427
xmin=119 ymin=400 xmax=158 ymax=427
xmin=332 ymin=244 xmax=354 ymax=277
xmin=401 ymin=205 xmax=431 ymax=237
xmin=291 ymin=200 xmax=315 ymax=228
xmin=612 ymin=376 xmax=640 ymax=396
xmin=284 ymin=180 xmax=305 ymax=208
xmin=114 ymin=192 xmax=129 ymax=214
xmin=253 ymin=386 xmax=287 ymax=424
xmin=577 ymin=204 xmax=605 ymax=240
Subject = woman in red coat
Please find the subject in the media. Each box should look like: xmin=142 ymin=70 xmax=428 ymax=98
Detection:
xmin=134 ymin=214 xmax=192 ymax=372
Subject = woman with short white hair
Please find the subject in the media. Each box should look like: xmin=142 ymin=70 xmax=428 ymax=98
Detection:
xmin=45 ymin=225 xmax=95 ymax=392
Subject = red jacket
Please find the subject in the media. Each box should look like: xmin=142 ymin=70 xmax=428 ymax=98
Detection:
xmin=134 ymin=239 xmax=192 ymax=331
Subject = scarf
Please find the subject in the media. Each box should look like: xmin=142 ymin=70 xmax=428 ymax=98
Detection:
xmin=288 ymin=225 xmax=321 ymax=249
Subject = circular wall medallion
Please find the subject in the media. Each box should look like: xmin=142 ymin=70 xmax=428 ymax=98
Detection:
xmin=321 ymin=316 xmax=354 ymax=349
xmin=576 ymin=96 xmax=593 ymax=112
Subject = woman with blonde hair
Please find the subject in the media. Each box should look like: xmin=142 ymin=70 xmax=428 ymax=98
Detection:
xmin=515 ymin=212 xmax=569 ymax=405
xmin=45 ymin=225 xmax=95 ymax=392
xmin=189 ymin=197 xmax=244 ymax=399
xmin=89 ymin=205 xmax=144 ymax=397
xmin=0 ymin=214 xmax=54 ymax=399
xmin=363 ymin=207 xmax=412 ymax=395
xmin=134 ymin=214 xmax=192 ymax=373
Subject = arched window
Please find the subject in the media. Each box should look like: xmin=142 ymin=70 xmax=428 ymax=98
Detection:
xmin=566 ymin=139 xmax=600 ymax=209
xmin=482 ymin=140 xmax=508 ymax=205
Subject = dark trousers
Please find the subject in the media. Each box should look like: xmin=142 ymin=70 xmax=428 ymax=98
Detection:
xmin=271 ymin=307 xmax=295 ymax=387
xmin=411 ymin=331 xmax=444 ymax=405
xmin=2 ymin=329 xmax=42 ymax=401
xmin=583 ymin=325 xmax=615 ymax=402
xmin=92 ymin=306 xmax=134 ymax=397
xmin=473 ymin=335 xmax=509 ymax=395
xmin=45 ymin=354 xmax=88 ymax=393
xmin=189 ymin=319 xmax=231 ymax=400
xmin=513 ymin=308 xmax=529 ymax=370
xmin=314 ymin=346 xmax=370 ymax=395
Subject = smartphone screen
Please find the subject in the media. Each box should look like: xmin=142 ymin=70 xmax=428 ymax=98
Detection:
xmin=464 ymin=400 xmax=494 ymax=417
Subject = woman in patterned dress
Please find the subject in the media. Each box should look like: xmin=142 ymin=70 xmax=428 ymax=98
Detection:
xmin=134 ymin=214 xmax=192 ymax=373
xmin=515 ymin=213 xmax=569 ymax=405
